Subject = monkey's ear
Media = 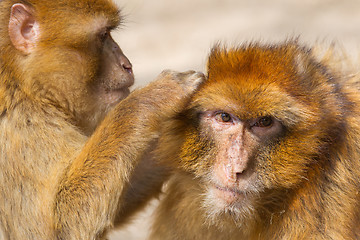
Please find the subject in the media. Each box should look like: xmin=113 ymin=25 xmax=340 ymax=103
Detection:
xmin=8 ymin=3 xmax=40 ymax=54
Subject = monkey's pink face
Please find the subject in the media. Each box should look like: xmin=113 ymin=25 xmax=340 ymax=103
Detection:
xmin=197 ymin=110 xmax=284 ymax=214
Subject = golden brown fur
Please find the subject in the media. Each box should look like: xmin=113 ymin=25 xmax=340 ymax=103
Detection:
xmin=152 ymin=41 xmax=360 ymax=240
xmin=0 ymin=0 xmax=204 ymax=239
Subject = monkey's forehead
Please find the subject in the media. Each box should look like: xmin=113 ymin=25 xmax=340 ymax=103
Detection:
xmin=191 ymin=42 xmax=327 ymax=126
xmin=30 ymin=0 xmax=121 ymax=27
xmin=190 ymin=81 xmax=319 ymax=129
xmin=204 ymin=42 xmax=329 ymax=106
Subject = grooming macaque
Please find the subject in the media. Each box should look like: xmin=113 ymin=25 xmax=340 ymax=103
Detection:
xmin=0 ymin=0 xmax=203 ymax=239
xmin=151 ymin=41 xmax=360 ymax=239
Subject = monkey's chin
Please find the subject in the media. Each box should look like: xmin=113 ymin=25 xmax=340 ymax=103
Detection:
xmin=203 ymin=186 xmax=256 ymax=228
xmin=104 ymin=88 xmax=131 ymax=106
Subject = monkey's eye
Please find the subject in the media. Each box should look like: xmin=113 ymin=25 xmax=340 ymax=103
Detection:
xmin=215 ymin=112 xmax=233 ymax=123
xmin=99 ymin=30 xmax=110 ymax=43
xmin=255 ymin=116 xmax=273 ymax=128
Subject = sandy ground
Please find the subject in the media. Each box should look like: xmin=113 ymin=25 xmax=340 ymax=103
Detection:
xmin=108 ymin=0 xmax=360 ymax=239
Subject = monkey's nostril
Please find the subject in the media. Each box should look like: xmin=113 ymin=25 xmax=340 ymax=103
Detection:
xmin=236 ymin=171 xmax=245 ymax=180
xmin=122 ymin=63 xmax=133 ymax=75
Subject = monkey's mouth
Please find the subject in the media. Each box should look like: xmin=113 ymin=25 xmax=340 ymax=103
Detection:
xmin=211 ymin=185 xmax=245 ymax=204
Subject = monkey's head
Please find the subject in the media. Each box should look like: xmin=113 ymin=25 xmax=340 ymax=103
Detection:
xmin=165 ymin=42 xmax=347 ymax=223
xmin=0 ymin=0 xmax=134 ymax=134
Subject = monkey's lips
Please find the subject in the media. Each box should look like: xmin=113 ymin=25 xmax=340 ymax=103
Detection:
xmin=211 ymin=185 xmax=245 ymax=204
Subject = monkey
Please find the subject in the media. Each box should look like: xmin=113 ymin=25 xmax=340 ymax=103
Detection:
xmin=0 ymin=0 xmax=204 ymax=239
xmin=150 ymin=41 xmax=360 ymax=240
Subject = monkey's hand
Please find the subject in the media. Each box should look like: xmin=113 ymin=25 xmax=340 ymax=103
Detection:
xmin=137 ymin=70 xmax=205 ymax=119
xmin=155 ymin=70 xmax=205 ymax=95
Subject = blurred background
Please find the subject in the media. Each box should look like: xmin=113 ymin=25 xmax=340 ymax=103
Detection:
xmin=109 ymin=0 xmax=360 ymax=239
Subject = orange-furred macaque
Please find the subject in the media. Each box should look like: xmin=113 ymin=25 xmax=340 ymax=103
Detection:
xmin=0 ymin=0 xmax=204 ymax=239
xmin=151 ymin=41 xmax=360 ymax=240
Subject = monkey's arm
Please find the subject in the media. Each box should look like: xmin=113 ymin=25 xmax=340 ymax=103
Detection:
xmin=54 ymin=71 xmax=203 ymax=240
xmin=113 ymin=146 xmax=170 ymax=226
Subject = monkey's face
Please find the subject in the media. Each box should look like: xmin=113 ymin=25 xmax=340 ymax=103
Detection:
xmin=199 ymin=111 xmax=283 ymax=206
xmin=55 ymin=14 xmax=134 ymax=132
xmin=94 ymin=31 xmax=134 ymax=107
xmin=83 ymin=28 xmax=135 ymax=130
xmin=177 ymin=45 xmax=338 ymax=221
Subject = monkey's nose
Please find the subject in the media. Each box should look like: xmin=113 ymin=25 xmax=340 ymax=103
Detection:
xmin=118 ymin=54 xmax=133 ymax=76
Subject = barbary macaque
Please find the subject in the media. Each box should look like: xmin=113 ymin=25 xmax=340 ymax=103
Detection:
xmin=0 ymin=0 xmax=203 ymax=239
xmin=151 ymin=41 xmax=360 ymax=240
